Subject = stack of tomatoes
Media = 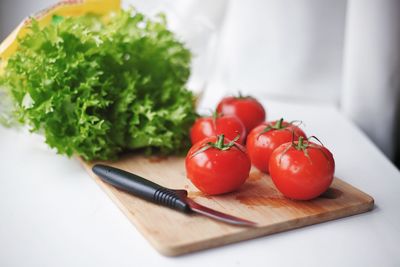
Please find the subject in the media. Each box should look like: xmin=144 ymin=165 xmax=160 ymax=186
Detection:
xmin=185 ymin=95 xmax=335 ymax=200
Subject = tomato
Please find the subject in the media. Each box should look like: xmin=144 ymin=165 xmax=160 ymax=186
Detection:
xmin=190 ymin=114 xmax=246 ymax=145
xmin=185 ymin=134 xmax=251 ymax=195
xmin=269 ymin=137 xmax=335 ymax=200
xmin=216 ymin=95 xmax=266 ymax=133
xmin=246 ymin=118 xmax=306 ymax=173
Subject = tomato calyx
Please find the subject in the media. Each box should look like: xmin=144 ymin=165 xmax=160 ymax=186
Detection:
xmin=259 ymin=118 xmax=285 ymax=135
xmin=294 ymin=135 xmax=327 ymax=153
xmin=190 ymin=134 xmax=244 ymax=158
xmin=236 ymin=91 xmax=252 ymax=100
xmin=279 ymin=135 xmax=329 ymax=164
xmin=294 ymin=136 xmax=308 ymax=150
xmin=291 ymin=136 xmax=313 ymax=159
xmin=258 ymin=118 xmax=302 ymax=137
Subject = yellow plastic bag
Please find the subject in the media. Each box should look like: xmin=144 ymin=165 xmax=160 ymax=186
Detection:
xmin=0 ymin=0 xmax=120 ymax=72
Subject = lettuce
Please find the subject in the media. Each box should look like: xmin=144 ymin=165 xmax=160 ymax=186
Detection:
xmin=0 ymin=9 xmax=197 ymax=160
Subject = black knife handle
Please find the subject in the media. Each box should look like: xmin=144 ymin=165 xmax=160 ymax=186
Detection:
xmin=92 ymin=164 xmax=190 ymax=213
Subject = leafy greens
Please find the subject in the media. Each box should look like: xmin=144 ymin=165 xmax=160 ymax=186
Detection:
xmin=0 ymin=9 xmax=197 ymax=160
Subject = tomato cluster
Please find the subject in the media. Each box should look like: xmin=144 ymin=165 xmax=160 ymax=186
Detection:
xmin=185 ymin=94 xmax=335 ymax=200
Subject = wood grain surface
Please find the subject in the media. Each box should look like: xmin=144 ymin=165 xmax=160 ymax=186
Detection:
xmin=81 ymin=154 xmax=374 ymax=256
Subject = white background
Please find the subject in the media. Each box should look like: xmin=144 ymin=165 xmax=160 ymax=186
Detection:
xmin=0 ymin=1 xmax=400 ymax=266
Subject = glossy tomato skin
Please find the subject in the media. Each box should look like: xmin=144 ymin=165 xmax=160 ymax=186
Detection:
xmin=246 ymin=121 xmax=306 ymax=173
xmin=216 ymin=97 xmax=266 ymax=133
xmin=190 ymin=115 xmax=246 ymax=145
xmin=269 ymin=142 xmax=335 ymax=200
xmin=185 ymin=136 xmax=251 ymax=195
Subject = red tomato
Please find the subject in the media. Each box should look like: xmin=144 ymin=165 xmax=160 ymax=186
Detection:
xmin=185 ymin=135 xmax=251 ymax=195
xmin=269 ymin=137 xmax=335 ymax=200
xmin=246 ymin=118 xmax=306 ymax=173
xmin=190 ymin=114 xmax=246 ymax=145
xmin=216 ymin=95 xmax=266 ymax=133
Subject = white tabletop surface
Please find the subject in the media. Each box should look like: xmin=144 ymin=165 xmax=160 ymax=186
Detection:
xmin=1 ymin=98 xmax=399 ymax=267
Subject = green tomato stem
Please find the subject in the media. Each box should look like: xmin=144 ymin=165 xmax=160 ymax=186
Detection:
xmin=216 ymin=134 xmax=225 ymax=149
xmin=296 ymin=136 xmax=305 ymax=150
xmin=275 ymin=118 xmax=284 ymax=129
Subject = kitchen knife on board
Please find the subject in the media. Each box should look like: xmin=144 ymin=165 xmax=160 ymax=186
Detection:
xmin=92 ymin=164 xmax=257 ymax=227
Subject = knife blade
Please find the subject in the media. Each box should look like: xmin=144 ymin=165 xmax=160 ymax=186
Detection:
xmin=92 ymin=164 xmax=257 ymax=227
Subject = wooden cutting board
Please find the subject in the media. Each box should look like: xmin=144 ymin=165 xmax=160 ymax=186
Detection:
xmin=81 ymin=154 xmax=374 ymax=256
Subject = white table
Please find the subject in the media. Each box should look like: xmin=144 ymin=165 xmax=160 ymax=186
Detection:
xmin=1 ymin=98 xmax=399 ymax=267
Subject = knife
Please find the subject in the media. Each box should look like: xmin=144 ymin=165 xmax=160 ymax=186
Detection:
xmin=92 ymin=164 xmax=257 ymax=227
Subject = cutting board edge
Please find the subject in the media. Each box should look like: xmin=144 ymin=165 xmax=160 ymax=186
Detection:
xmin=79 ymin=158 xmax=375 ymax=257
xmin=154 ymin=198 xmax=375 ymax=256
xmin=82 ymin=164 xmax=374 ymax=256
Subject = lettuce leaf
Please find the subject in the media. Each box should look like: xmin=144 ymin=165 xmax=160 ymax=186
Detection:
xmin=0 ymin=9 xmax=197 ymax=160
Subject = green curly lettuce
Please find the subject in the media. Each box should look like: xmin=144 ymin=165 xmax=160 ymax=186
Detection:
xmin=0 ymin=9 xmax=197 ymax=160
